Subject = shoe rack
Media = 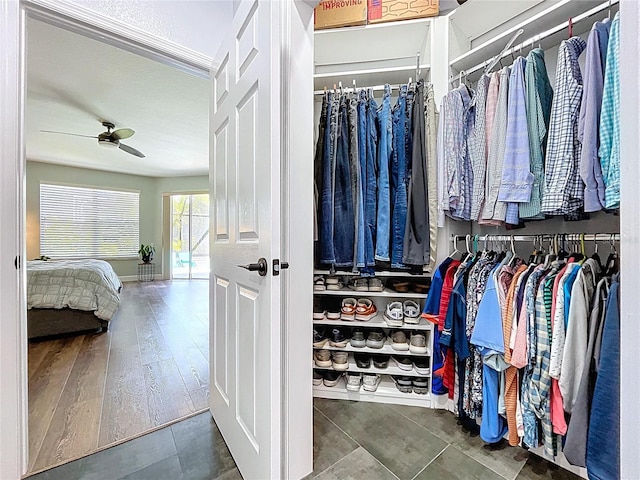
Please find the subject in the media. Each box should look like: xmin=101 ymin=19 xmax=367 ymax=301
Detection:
xmin=312 ymin=272 xmax=435 ymax=408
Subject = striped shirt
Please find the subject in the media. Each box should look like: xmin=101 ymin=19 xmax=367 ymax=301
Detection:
xmin=469 ymin=74 xmax=490 ymax=220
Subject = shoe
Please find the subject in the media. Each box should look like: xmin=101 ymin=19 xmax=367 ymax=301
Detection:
xmin=409 ymin=331 xmax=428 ymax=354
xmin=314 ymin=349 xmax=332 ymax=368
xmin=351 ymin=277 xmax=369 ymax=291
xmin=326 ymin=277 xmax=344 ymax=290
xmin=354 ymin=352 xmax=371 ymax=368
xmin=313 ymin=327 xmax=328 ymax=348
xmin=313 ymin=309 xmax=326 ymax=320
xmin=413 ymin=377 xmax=429 ymax=394
xmin=384 ymin=301 xmax=404 ymax=327
xmin=350 ymin=328 xmax=366 ymax=348
xmin=355 ymin=298 xmax=377 ymax=321
xmin=372 ymin=354 xmax=390 ymax=369
xmin=389 ymin=279 xmax=410 ymax=292
xmin=390 ymin=330 xmax=409 ymax=351
xmin=332 ymin=351 xmax=349 ymax=371
xmin=392 ymin=375 xmax=413 ymax=393
xmin=313 ymin=275 xmax=326 ymax=291
xmin=323 ymin=371 xmax=343 ymax=387
xmin=362 ymin=373 xmax=381 ymax=392
xmin=329 ymin=327 xmax=350 ymax=348
xmin=326 ymin=298 xmax=341 ymax=320
xmin=413 ymin=280 xmax=431 ymax=294
xmin=403 ymin=300 xmax=420 ymax=325
xmin=346 ymin=372 xmax=362 ymax=391
xmin=340 ymin=297 xmax=358 ymax=321
xmin=413 ymin=357 xmax=431 ymax=375
xmin=368 ymin=278 xmax=384 ymax=292
xmin=392 ymin=355 xmax=413 ymax=371
xmin=313 ymin=370 xmax=323 ymax=386
xmin=366 ymin=328 xmax=386 ymax=349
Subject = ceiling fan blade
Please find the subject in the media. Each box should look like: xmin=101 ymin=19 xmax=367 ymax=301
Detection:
xmin=41 ymin=130 xmax=98 ymax=138
xmin=111 ymin=128 xmax=134 ymax=140
xmin=119 ymin=142 xmax=145 ymax=158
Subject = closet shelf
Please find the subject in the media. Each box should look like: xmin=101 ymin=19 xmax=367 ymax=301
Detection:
xmin=314 ymin=288 xmax=427 ymax=299
xmin=313 ymin=316 xmax=433 ymax=331
xmin=314 ymin=341 xmax=431 ymax=357
xmin=314 ymin=269 xmax=430 ymax=277
xmin=449 ymin=0 xmax=610 ymax=78
xmin=313 ymin=357 xmax=431 ymax=377
xmin=313 ymin=377 xmax=432 ymax=407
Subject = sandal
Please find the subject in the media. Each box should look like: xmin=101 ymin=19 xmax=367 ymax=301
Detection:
xmin=413 ymin=281 xmax=430 ymax=294
xmin=352 ymin=277 xmax=369 ymax=292
xmin=403 ymin=300 xmax=420 ymax=325
xmin=383 ymin=301 xmax=404 ymax=327
xmin=340 ymin=297 xmax=358 ymax=321
xmin=313 ymin=275 xmax=326 ymax=291
xmin=355 ymin=298 xmax=378 ymax=321
xmin=368 ymin=278 xmax=384 ymax=292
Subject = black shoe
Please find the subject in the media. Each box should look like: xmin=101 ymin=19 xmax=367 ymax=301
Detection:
xmin=354 ymin=352 xmax=371 ymax=369
xmin=372 ymin=354 xmax=390 ymax=369
xmin=329 ymin=327 xmax=350 ymax=348
xmin=412 ymin=377 xmax=429 ymax=394
xmin=392 ymin=375 xmax=413 ymax=393
xmin=413 ymin=357 xmax=430 ymax=375
xmin=366 ymin=328 xmax=386 ymax=349
xmin=392 ymin=355 xmax=413 ymax=371
xmin=323 ymin=370 xmax=343 ymax=387
xmin=313 ymin=326 xmax=328 ymax=348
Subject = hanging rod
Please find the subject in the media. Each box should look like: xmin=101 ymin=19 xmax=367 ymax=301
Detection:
xmin=451 ymin=233 xmax=620 ymax=245
xmin=314 ymin=83 xmax=412 ymax=96
xmin=462 ymin=0 xmax=619 ymax=79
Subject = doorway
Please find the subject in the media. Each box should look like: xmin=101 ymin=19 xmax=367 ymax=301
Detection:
xmin=171 ymin=194 xmax=210 ymax=280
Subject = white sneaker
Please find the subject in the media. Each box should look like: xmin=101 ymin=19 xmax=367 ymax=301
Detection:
xmin=362 ymin=373 xmax=381 ymax=392
xmin=346 ymin=372 xmax=362 ymax=391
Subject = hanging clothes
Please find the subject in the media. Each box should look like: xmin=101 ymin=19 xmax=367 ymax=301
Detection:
xmin=469 ymin=74 xmax=490 ymax=221
xmin=599 ymin=13 xmax=620 ymax=210
xmin=541 ymin=37 xmax=587 ymax=219
xmin=375 ymin=84 xmax=393 ymax=263
xmin=425 ymin=84 xmax=439 ymax=271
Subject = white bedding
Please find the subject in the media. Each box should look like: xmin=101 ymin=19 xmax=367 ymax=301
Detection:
xmin=27 ymin=259 xmax=122 ymax=321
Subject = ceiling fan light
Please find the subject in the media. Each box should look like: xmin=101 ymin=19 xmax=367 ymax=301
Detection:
xmin=98 ymin=138 xmax=119 ymax=149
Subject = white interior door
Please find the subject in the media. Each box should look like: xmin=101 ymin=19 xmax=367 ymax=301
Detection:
xmin=209 ymin=1 xmax=285 ymax=478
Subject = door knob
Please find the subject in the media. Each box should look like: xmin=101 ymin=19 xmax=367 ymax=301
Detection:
xmin=237 ymin=257 xmax=268 ymax=276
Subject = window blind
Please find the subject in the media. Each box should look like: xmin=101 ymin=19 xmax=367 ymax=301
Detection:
xmin=40 ymin=183 xmax=140 ymax=259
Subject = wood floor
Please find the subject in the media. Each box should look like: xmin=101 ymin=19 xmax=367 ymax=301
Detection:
xmin=27 ymin=280 xmax=210 ymax=474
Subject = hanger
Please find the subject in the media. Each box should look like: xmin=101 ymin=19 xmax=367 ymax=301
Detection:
xmin=542 ymin=235 xmax=557 ymax=268
xmin=608 ymin=0 xmax=612 ymax=19
xmin=448 ymin=236 xmax=464 ymax=260
xmin=568 ymin=17 xmax=573 ymax=38
xmin=591 ymin=234 xmax=604 ymax=271
xmin=568 ymin=234 xmax=585 ymax=262
xmin=415 ymin=52 xmax=421 ymax=81
xmin=604 ymin=234 xmax=619 ymax=276
xmin=507 ymin=235 xmax=520 ymax=267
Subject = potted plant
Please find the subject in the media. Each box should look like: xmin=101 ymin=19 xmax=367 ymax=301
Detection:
xmin=139 ymin=243 xmax=155 ymax=263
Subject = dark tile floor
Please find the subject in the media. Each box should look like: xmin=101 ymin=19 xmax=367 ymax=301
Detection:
xmin=28 ymin=399 xmax=583 ymax=480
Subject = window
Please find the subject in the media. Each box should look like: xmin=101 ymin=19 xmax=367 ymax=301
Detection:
xmin=40 ymin=183 xmax=140 ymax=259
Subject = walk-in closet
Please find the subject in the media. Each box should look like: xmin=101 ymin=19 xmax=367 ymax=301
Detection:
xmin=312 ymin=1 xmax=622 ymax=478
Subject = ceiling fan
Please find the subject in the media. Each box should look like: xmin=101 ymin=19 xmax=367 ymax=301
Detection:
xmin=41 ymin=121 xmax=145 ymax=158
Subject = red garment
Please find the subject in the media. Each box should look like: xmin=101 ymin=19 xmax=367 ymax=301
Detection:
xmin=434 ymin=261 xmax=461 ymax=399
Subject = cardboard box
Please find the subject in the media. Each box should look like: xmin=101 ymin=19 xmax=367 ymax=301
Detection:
xmin=314 ymin=0 xmax=368 ymax=30
xmin=367 ymin=0 xmax=439 ymax=24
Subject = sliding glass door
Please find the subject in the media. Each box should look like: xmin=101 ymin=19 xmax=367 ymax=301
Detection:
xmin=171 ymin=194 xmax=209 ymax=279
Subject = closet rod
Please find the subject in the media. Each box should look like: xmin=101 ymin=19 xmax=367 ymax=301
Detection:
xmin=314 ymin=83 xmax=407 ymax=96
xmin=451 ymin=233 xmax=620 ymax=246
xmin=461 ymin=0 xmax=619 ymax=79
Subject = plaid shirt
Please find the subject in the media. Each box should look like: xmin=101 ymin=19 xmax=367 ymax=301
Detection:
xmin=599 ymin=13 xmax=620 ymax=209
xmin=469 ymin=74 xmax=490 ymax=221
xmin=541 ymin=37 xmax=587 ymax=216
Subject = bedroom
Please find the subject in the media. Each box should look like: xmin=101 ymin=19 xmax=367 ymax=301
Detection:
xmin=24 ymin=17 xmax=213 ymax=474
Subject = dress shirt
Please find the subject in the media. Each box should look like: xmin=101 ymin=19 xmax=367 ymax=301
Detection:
xmin=541 ymin=37 xmax=587 ymax=216
xmin=469 ymin=74 xmax=490 ymax=221
xmin=579 ymin=21 xmax=610 ymax=212
xmin=599 ymin=13 xmax=620 ymax=209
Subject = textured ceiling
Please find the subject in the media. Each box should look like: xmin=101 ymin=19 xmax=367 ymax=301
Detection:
xmin=26 ymin=17 xmax=211 ymax=177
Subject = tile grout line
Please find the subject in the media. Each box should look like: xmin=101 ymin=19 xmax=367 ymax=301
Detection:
xmin=313 ymin=406 xmax=400 ymax=480
xmin=448 ymin=444 xmax=514 ymax=480
xmin=409 ymin=445 xmax=448 ymax=480
xmin=388 ymin=404 xmax=452 ymax=443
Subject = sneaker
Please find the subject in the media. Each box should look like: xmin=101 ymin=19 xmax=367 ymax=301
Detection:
xmin=314 ymin=349 xmax=332 ymax=368
xmin=325 ymin=276 xmax=340 ymax=286
xmin=366 ymin=328 xmax=386 ymax=349
xmin=392 ymin=355 xmax=413 ymax=371
xmin=368 ymin=278 xmax=384 ymax=292
xmin=325 ymin=298 xmax=342 ymax=320
xmin=340 ymin=297 xmax=358 ymax=321
xmin=409 ymin=331 xmax=428 ymax=354
xmin=313 ymin=275 xmax=326 ymax=291
xmin=332 ymin=351 xmax=349 ymax=371
xmin=326 ymin=277 xmax=344 ymax=291
xmin=392 ymin=375 xmax=413 ymax=393
xmin=313 ymin=370 xmax=323 ymax=386
xmin=390 ymin=330 xmax=409 ymax=351
xmin=354 ymin=352 xmax=371 ymax=368
xmin=351 ymin=277 xmax=369 ymax=291
xmin=362 ymin=373 xmax=381 ymax=392
xmin=355 ymin=298 xmax=378 ymax=321
xmin=372 ymin=354 xmax=390 ymax=369
xmin=384 ymin=301 xmax=404 ymax=327
xmin=313 ymin=326 xmax=328 ymax=348
xmin=323 ymin=371 xmax=343 ymax=387
xmin=350 ymin=328 xmax=366 ymax=348
xmin=346 ymin=372 xmax=362 ymax=391
xmin=413 ymin=357 xmax=431 ymax=375
xmin=413 ymin=377 xmax=429 ymax=394
xmin=329 ymin=327 xmax=350 ymax=348
xmin=403 ymin=300 xmax=420 ymax=325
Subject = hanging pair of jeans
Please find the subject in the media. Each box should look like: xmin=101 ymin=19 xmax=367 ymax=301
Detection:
xmin=318 ymin=91 xmax=338 ymax=264
xmin=391 ymin=85 xmax=410 ymax=268
xmin=333 ymin=95 xmax=355 ymax=266
xmin=375 ymin=85 xmax=392 ymax=262
xmin=314 ymin=93 xmax=328 ymax=244
xmin=347 ymin=93 xmax=362 ymax=270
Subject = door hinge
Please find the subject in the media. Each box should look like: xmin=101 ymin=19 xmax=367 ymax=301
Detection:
xmin=272 ymin=259 xmax=289 ymax=276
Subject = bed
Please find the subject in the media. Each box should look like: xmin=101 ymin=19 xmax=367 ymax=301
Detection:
xmin=27 ymin=259 xmax=122 ymax=341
